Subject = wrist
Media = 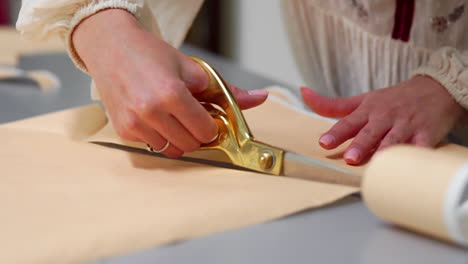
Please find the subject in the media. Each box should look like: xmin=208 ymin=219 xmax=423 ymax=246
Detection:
xmin=72 ymin=9 xmax=141 ymax=71
xmin=413 ymin=75 xmax=466 ymax=121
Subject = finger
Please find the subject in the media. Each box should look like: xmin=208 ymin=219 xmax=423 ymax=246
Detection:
xmin=135 ymin=123 xmax=184 ymax=158
xmin=148 ymin=141 xmax=185 ymax=159
xmin=410 ymin=132 xmax=439 ymax=148
xmin=319 ymin=112 xmax=368 ymax=149
xmin=228 ymin=84 xmax=269 ymax=110
xmin=112 ymin=111 xmax=143 ymax=142
xmin=180 ymin=55 xmax=209 ymax=94
xmin=376 ymin=122 xmax=413 ymax=152
xmin=139 ymin=109 xmax=202 ymax=153
xmin=171 ymin=88 xmax=219 ymax=143
xmin=115 ymin=112 xmax=185 ymax=158
xmin=344 ymin=121 xmax=393 ymax=165
xmin=301 ymin=87 xmax=366 ymax=118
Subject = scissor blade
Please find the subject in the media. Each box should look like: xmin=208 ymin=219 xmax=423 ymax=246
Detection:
xmin=282 ymin=152 xmax=361 ymax=187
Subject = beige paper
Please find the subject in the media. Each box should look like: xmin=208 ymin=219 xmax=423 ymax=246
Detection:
xmin=363 ymin=145 xmax=468 ymax=246
xmin=0 ymin=89 xmax=361 ymax=264
xmin=86 ymin=92 xmax=364 ymax=177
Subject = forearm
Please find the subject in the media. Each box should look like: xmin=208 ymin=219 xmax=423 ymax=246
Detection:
xmin=72 ymin=8 xmax=144 ymax=73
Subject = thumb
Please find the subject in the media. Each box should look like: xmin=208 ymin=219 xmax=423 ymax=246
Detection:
xmin=301 ymin=87 xmax=365 ymax=118
xmin=180 ymin=55 xmax=268 ymax=109
xmin=180 ymin=56 xmax=210 ymax=94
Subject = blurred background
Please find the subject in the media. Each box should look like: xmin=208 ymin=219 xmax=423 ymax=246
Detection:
xmin=1 ymin=0 xmax=302 ymax=88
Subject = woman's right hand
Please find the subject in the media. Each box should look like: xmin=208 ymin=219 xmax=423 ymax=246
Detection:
xmin=73 ymin=9 xmax=268 ymax=158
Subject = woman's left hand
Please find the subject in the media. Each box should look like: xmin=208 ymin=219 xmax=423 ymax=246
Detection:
xmin=301 ymin=75 xmax=466 ymax=165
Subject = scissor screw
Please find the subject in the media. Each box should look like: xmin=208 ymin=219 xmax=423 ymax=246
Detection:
xmin=259 ymin=150 xmax=275 ymax=170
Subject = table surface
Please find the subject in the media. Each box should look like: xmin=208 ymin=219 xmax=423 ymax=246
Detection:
xmin=1 ymin=46 xmax=467 ymax=264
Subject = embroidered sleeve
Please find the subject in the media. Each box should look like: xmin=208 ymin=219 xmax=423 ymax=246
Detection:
xmin=17 ymin=0 xmax=204 ymax=73
xmin=413 ymin=47 xmax=468 ymax=110
xmin=17 ymin=0 xmax=143 ymax=72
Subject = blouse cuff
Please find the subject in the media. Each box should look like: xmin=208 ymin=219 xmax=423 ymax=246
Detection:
xmin=412 ymin=47 xmax=468 ymax=110
xmin=67 ymin=0 xmax=142 ymax=73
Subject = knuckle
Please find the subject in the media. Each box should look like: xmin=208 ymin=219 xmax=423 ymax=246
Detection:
xmin=337 ymin=118 xmax=356 ymax=130
xmin=349 ymin=141 xmax=366 ymax=151
xmin=161 ymin=90 xmax=183 ymax=108
xmin=187 ymin=69 xmax=209 ymax=92
xmin=159 ymin=79 xmax=185 ymax=98
xmin=415 ymin=134 xmax=434 ymax=147
xmin=349 ymin=136 xmax=368 ymax=149
xmin=327 ymin=116 xmax=365 ymax=142
xmin=133 ymin=96 xmax=161 ymax=117
xmin=361 ymin=127 xmax=376 ymax=138
xmin=361 ymin=124 xmax=388 ymax=141
xmin=397 ymin=119 xmax=411 ymax=129
xmin=162 ymin=77 xmax=185 ymax=90
xmin=198 ymin=125 xmax=218 ymax=143
xmin=181 ymin=141 xmax=201 ymax=153
xmin=115 ymin=115 xmax=141 ymax=141
xmin=386 ymin=134 xmax=401 ymax=144
xmin=116 ymin=128 xmax=134 ymax=141
xmin=381 ymin=108 xmax=398 ymax=119
xmin=132 ymin=80 xmax=186 ymax=117
xmin=328 ymin=119 xmax=355 ymax=137
xmin=164 ymin=145 xmax=185 ymax=158
xmin=351 ymin=132 xmax=379 ymax=150
xmin=124 ymin=115 xmax=140 ymax=132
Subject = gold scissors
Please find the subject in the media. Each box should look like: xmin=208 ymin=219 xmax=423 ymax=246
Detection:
xmin=191 ymin=57 xmax=360 ymax=187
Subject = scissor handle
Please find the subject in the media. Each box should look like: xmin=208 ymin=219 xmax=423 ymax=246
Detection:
xmin=191 ymin=57 xmax=284 ymax=175
xmin=191 ymin=57 xmax=254 ymax=145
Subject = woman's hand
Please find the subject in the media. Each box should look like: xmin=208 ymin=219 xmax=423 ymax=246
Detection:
xmin=301 ymin=76 xmax=466 ymax=165
xmin=73 ymin=9 xmax=268 ymax=158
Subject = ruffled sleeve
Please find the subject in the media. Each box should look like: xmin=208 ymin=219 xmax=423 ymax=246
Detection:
xmin=413 ymin=47 xmax=468 ymax=110
xmin=17 ymin=0 xmax=204 ymax=72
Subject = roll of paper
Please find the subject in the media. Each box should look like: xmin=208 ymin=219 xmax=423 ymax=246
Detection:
xmin=363 ymin=145 xmax=468 ymax=246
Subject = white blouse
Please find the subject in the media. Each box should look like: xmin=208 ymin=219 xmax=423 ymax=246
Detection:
xmin=16 ymin=0 xmax=468 ymax=112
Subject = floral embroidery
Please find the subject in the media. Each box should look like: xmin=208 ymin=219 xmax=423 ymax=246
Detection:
xmin=431 ymin=4 xmax=465 ymax=33
xmin=350 ymin=0 xmax=369 ymax=22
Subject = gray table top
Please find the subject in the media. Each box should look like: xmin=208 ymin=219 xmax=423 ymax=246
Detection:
xmin=1 ymin=46 xmax=466 ymax=263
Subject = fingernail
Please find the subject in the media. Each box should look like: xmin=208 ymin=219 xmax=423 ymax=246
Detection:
xmin=248 ymin=89 xmax=268 ymax=96
xmin=344 ymin=148 xmax=361 ymax=164
xmin=319 ymin=135 xmax=335 ymax=147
